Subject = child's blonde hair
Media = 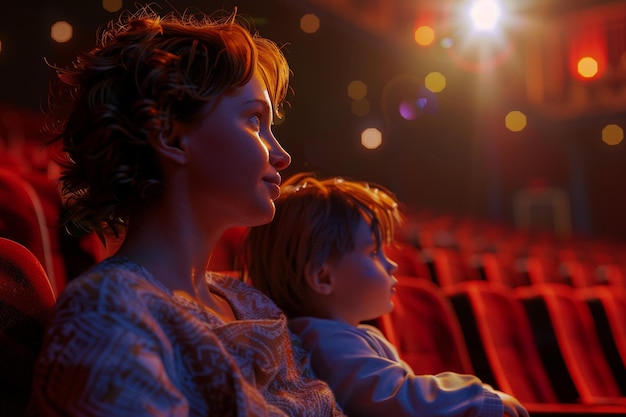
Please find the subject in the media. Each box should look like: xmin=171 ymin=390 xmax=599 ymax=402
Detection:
xmin=241 ymin=172 xmax=402 ymax=318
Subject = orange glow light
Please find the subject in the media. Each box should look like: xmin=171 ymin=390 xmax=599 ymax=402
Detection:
xmin=415 ymin=26 xmax=435 ymax=46
xmin=569 ymin=21 xmax=606 ymax=80
xmin=51 ymin=21 xmax=73 ymax=43
xmin=577 ymin=56 xmax=598 ymax=78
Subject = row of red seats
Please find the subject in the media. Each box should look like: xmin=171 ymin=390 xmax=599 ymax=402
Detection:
xmin=386 ymin=240 xmax=626 ymax=289
xmin=378 ymin=276 xmax=626 ymax=415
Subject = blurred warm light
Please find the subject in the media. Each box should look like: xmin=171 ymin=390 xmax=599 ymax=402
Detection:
xmin=361 ymin=128 xmax=382 ymax=150
xmin=102 ymin=0 xmax=122 ymax=12
xmin=440 ymin=37 xmax=454 ymax=49
xmin=300 ymin=14 xmax=320 ymax=34
xmin=569 ymin=23 xmax=606 ymax=81
xmin=602 ymin=124 xmax=623 ymax=146
xmin=0 ymin=39 xmax=2 ymax=54
xmin=351 ymin=99 xmax=370 ymax=117
xmin=469 ymin=0 xmax=501 ymax=31
xmin=505 ymin=110 xmax=527 ymax=132
xmin=440 ymin=0 xmax=513 ymax=73
xmin=577 ymin=56 xmax=598 ymax=78
xmin=347 ymin=80 xmax=367 ymax=100
xmin=51 ymin=21 xmax=73 ymax=43
xmin=414 ymin=26 xmax=435 ymax=46
xmin=425 ymin=72 xmax=446 ymax=93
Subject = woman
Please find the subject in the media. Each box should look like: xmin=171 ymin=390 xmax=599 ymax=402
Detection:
xmin=29 ymin=6 xmax=345 ymax=417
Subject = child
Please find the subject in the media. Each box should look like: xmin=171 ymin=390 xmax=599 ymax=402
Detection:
xmin=242 ymin=172 xmax=529 ymax=417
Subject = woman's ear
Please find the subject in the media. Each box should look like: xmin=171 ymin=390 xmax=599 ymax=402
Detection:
xmin=305 ymin=263 xmax=334 ymax=295
xmin=149 ymin=122 xmax=188 ymax=166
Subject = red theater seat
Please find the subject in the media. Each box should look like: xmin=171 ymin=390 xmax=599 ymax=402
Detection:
xmin=578 ymin=285 xmax=626 ymax=395
xmin=446 ymin=281 xmax=558 ymax=404
xmin=384 ymin=242 xmax=430 ymax=279
xmin=207 ymin=226 xmax=247 ymax=272
xmin=516 ymin=283 xmax=626 ymax=405
xmin=0 ymin=168 xmax=62 ymax=293
xmin=378 ymin=275 xmax=473 ymax=375
xmin=0 ymin=237 xmax=56 ymax=416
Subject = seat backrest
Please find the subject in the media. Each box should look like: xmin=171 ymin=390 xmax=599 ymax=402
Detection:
xmin=379 ymin=275 xmax=473 ymax=375
xmin=447 ymin=281 xmax=558 ymax=404
xmin=578 ymin=285 xmax=626 ymax=395
xmin=0 ymin=168 xmax=61 ymax=292
xmin=384 ymin=242 xmax=430 ymax=279
xmin=516 ymin=283 xmax=624 ymax=405
xmin=596 ymin=264 xmax=626 ymax=287
xmin=560 ymin=259 xmax=600 ymax=287
xmin=475 ymin=252 xmax=527 ymax=287
xmin=423 ymin=247 xmax=481 ymax=289
xmin=0 ymin=237 xmax=56 ymax=416
xmin=523 ymin=256 xmax=572 ymax=287
xmin=207 ymin=226 xmax=247 ymax=272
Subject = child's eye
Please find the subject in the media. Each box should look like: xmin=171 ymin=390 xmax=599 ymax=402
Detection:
xmin=250 ymin=114 xmax=261 ymax=129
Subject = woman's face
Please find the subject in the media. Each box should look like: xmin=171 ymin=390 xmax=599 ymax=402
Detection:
xmin=180 ymin=70 xmax=291 ymax=230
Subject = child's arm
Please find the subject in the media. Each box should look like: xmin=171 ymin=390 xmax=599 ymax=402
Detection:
xmin=292 ymin=318 xmax=510 ymax=417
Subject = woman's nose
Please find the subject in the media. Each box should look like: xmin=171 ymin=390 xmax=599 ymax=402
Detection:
xmin=270 ymin=142 xmax=291 ymax=171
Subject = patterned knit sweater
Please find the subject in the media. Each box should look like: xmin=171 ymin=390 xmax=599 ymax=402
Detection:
xmin=29 ymin=257 xmax=345 ymax=417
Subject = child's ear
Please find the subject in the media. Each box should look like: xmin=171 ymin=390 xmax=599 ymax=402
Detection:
xmin=305 ymin=263 xmax=333 ymax=295
xmin=149 ymin=122 xmax=188 ymax=165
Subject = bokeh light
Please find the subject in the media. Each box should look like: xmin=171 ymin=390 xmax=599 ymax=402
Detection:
xmin=300 ymin=14 xmax=320 ymax=34
xmin=347 ymin=80 xmax=367 ymax=100
xmin=440 ymin=37 xmax=454 ymax=49
xmin=602 ymin=124 xmax=623 ymax=145
xmin=414 ymin=26 xmax=435 ymax=46
xmin=51 ymin=21 xmax=73 ymax=43
xmin=425 ymin=72 xmax=446 ymax=93
xmin=361 ymin=128 xmax=382 ymax=150
xmin=399 ymin=101 xmax=419 ymax=120
xmin=102 ymin=0 xmax=122 ymax=12
xmin=505 ymin=110 xmax=527 ymax=132
xmin=577 ymin=56 xmax=599 ymax=78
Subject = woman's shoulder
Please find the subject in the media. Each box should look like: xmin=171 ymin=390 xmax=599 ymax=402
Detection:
xmin=57 ymin=256 xmax=166 ymax=311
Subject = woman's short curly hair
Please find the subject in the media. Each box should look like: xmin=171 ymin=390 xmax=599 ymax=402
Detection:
xmin=47 ymin=6 xmax=290 ymax=238
xmin=241 ymin=172 xmax=403 ymax=319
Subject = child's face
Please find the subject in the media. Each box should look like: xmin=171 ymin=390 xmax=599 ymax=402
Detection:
xmin=325 ymin=217 xmax=398 ymax=326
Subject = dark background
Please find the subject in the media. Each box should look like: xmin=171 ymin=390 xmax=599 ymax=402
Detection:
xmin=2 ymin=0 xmax=626 ymax=241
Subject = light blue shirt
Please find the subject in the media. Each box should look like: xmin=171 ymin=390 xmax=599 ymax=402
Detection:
xmin=290 ymin=317 xmax=503 ymax=417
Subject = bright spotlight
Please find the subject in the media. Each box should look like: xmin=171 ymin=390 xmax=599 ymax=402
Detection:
xmin=469 ymin=0 xmax=501 ymax=31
